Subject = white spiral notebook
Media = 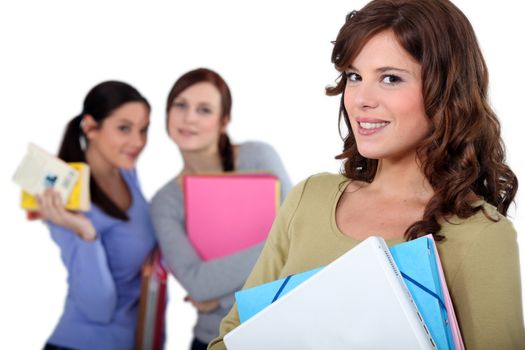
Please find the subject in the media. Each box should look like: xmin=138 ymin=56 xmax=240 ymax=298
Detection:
xmin=224 ymin=236 xmax=437 ymax=350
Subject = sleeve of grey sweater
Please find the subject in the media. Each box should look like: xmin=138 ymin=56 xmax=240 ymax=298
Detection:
xmin=238 ymin=141 xmax=292 ymax=201
xmin=150 ymin=185 xmax=264 ymax=302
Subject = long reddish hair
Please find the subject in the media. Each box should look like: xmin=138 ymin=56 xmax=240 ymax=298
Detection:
xmin=326 ymin=0 xmax=518 ymax=240
xmin=166 ymin=68 xmax=234 ymax=171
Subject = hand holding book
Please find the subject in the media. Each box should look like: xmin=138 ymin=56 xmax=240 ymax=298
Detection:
xmin=37 ymin=188 xmax=96 ymax=241
xmin=13 ymin=143 xmax=91 ymax=217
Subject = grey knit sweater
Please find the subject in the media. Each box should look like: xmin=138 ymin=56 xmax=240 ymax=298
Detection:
xmin=150 ymin=141 xmax=292 ymax=344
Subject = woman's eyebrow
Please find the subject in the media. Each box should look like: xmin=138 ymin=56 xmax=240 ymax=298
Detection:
xmin=375 ymin=66 xmax=410 ymax=74
xmin=346 ymin=65 xmax=410 ymax=74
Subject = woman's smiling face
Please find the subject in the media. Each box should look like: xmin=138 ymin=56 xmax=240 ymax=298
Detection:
xmin=167 ymin=82 xmax=228 ymax=154
xmin=344 ymin=30 xmax=430 ymax=162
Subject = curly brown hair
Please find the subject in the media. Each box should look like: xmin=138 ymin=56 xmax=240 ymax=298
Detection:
xmin=326 ymin=0 xmax=518 ymax=240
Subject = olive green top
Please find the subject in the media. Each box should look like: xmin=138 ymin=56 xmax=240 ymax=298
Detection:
xmin=209 ymin=173 xmax=525 ymax=350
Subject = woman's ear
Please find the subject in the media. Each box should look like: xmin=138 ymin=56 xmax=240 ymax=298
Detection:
xmin=81 ymin=115 xmax=99 ymax=140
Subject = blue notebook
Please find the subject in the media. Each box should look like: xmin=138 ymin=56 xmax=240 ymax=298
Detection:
xmin=235 ymin=236 xmax=455 ymax=350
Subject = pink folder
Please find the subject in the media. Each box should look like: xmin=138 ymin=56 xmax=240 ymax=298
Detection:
xmin=427 ymin=234 xmax=465 ymax=350
xmin=184 ymin=173 xmax=280 ymax=261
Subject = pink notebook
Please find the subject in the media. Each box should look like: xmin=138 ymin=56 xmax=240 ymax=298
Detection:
xmin=428 ymin=235 xmax=465 ymax=350
xmin=184 ymin=173 xmax=280 ymax=261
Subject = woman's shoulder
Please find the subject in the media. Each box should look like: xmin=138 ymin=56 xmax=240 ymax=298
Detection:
xmin=238 ymin=140 xmax=277 ymax=157
xmin=150 ymin=176 xmax=181 ymax=207
xmin=288 ymin=172 xmax=348 ymax=202
xmin=237 ymin=141 xmax=285 ymax=171
xmin=448 ymin=201 xmax=512 ymax=228
xmin=301 ymin=172 xmax=349 ymax=190
xmin=437 ymin=201 xmax=519 ymax=293
xmin=441 ymin=201 xmax=516 ymax=245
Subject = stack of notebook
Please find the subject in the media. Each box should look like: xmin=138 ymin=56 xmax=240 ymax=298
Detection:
xmin=136 ymin=249 xmax=168 ymax=350
xmin=228 ymin=235 xmax=464 ymax=350
xmin=13 ymin=143 xmax=91 ymax=216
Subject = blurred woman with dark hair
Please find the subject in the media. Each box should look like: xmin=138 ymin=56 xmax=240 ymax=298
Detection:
xmin=38 ymin=81 xmax=157 ymax=350
xmin=150 ymin=68 xmax=292 ymax=350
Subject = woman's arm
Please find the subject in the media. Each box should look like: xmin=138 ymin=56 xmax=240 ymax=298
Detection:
xmin=39 ymin=189 xmax=117 ymax=323
xmin=150 ymin=188 xmax=264 ymax=302
xmin=208 ymin=178 xmax=307 ymax=350
xmin=152 ymin=142 xmax=293 ymax=303
xmin=49 ymin=223 xmax=117 ymax=323
xmin=450 ymin=218 xmax=525 ymax=349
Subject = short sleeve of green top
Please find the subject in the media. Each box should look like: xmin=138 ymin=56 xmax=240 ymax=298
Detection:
xmin=208 ymin=173 xmax=525 ymax=350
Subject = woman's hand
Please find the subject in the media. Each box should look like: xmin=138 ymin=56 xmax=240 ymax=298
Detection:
xmin=184 ymin=295 xmax=220 ymax=313
xmin=37 ymin=188 xmax=96 ymax=241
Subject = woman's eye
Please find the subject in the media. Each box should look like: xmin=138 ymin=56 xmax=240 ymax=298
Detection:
xmin=346 ymin=72 xmax=361 ymax=82
xmin=381 ymin=75 xmax=403 ymax=84
xmin=173 ymin=101 xmax=186 ymax=109
xmin=140 ymin=126 xmax=149 ymax=135
xmin=118 ymin=125 xmax=131 ymax=133
xmin=198 ymin=107 xmax=212 ymax=114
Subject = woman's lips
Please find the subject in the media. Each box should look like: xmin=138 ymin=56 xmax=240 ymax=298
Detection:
xmin=123 ymin=152 xmax=140 ymax=161
xmin=178 ymin=128 xmax=197 ymax=137
xmin=356 ymin=119 xmax=390 ymax=136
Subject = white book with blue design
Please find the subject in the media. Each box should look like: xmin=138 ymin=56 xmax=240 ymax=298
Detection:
xmin=12 ymin=143 xmax=79 ymax=204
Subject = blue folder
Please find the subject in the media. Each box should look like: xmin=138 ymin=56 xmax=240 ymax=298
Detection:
xmin=390 ymin=237 xmax=455 ymax=350
xmin=235 ymin=236 xmax=455 ymax=350
xmin=235 ymin=267 xmax=323 ymax=323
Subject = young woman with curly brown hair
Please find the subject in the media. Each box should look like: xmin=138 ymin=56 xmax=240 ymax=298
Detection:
xmin=209 ymin=1 xmax=524 ymax=349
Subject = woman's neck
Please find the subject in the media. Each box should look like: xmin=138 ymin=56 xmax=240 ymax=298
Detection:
xmin=179 ymin=148 xmax=223 ymax=176
xmin=85 ymin=147 xmax=121 ymax=182
xmin=85 ymin=146 xmax=131 ymax=211
xmin=369 ymin=154 xmax=433 ymax=202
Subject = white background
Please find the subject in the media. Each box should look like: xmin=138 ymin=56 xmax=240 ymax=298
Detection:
xmin=0 ymin=1 xmax=523 ymax=349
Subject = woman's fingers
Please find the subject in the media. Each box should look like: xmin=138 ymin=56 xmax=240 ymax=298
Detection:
xmin=36 ymin=188 xmax=96 ymax=241
xmin=38 ymin=189 xmax=64 ymax=221
xmin=51 ymin=189 xmax=64 ymax=208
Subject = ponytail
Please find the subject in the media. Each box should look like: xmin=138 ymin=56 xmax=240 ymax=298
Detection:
xmin=219 ymin=132 xmax=234 ymax=171
xmin=58 ymin=115 xmax=86 ymax=163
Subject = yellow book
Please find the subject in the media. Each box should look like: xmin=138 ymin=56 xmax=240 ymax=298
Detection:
xmin=21 ymin=162 xmax=90 ymax=212
xmin=13 ymin=143 xmax=91 ymax=213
